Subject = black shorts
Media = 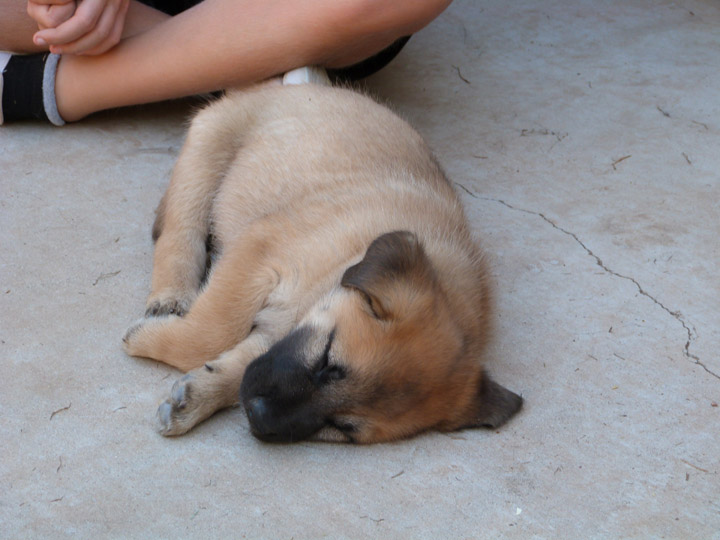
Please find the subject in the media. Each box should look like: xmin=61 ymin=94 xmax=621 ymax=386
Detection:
xmin=136 ymin=0 xmax=409 ymax=81
xmin=138 ymin=0 xmax=200 ymax=16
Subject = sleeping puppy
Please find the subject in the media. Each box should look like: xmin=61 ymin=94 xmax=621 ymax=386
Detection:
xmin=123 ymin=79 xmax=522 ymax=443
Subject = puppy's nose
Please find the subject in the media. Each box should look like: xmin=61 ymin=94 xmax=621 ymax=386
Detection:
xmin=245 ymin=397 xmax=274 ymax=436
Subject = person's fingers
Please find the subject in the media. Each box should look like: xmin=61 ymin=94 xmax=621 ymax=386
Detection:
xmin=28 ymin=1 xmax=76 ymax=30
xmin=33 ymin=0 xmax=108 ymax=47
xmin=51 ymin=2 xmax=116 ymax=53
xmin=28 ymin=0 xmax=76 ymax=5
xmin=27 ymin=0 xmax=75 ymax=12
xmin=70 ymin=0 xmax=129 ymax=55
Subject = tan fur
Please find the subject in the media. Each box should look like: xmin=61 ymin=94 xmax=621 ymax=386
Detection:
xmin=123 ymin=83 xmax=521 ymax=442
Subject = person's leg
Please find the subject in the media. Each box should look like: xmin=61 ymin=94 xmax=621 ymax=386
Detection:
xmin=56 ymin=0 xmax=451 ymax=121
xmin=5 ymin=0 xmax=452 ymax=122
xmin=0 ymin=1 xmax=49 ymax=54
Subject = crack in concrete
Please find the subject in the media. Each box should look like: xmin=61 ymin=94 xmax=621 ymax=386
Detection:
xmin=454 ymin=182 xmax=719 ymax=380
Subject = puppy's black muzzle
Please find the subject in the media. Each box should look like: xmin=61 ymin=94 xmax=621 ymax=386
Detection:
xmin=240 ymin=328 xmax=326 ymax=443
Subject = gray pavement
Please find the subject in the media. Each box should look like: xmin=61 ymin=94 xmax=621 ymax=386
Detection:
xmin=2 ymin=0 xmax=719 ymax=537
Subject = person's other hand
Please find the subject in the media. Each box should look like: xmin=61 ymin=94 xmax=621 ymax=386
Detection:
xmin=27 ymin=0 xmax=77 ymax=31
xmin=31 ymin=0 xmax=130 ymax=55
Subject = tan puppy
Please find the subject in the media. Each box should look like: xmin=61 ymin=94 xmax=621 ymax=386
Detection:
xmin=123 ymin=81 xmax=522 ymax=443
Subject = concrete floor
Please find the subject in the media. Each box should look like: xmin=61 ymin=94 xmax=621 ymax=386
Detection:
xmin=2 ymin=0 xmax=719 ymax=537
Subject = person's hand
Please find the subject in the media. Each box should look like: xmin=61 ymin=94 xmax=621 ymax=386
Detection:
xmin=30 ymin=0 xmax=130 ymax=56
xmin=27 ymin=0 xmax=77 ymax=31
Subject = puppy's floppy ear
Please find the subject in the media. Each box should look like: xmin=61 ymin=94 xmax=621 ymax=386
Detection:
xmin=341 ymin=231 xmax=436 ymax=319
xmin=460 ymin=371 xmax=523 ymax=430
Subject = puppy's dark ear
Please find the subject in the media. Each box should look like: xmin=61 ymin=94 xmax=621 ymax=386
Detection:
xmin=341 ymin=231 xmax=436 ymax=319
xmin=462 ymin=371 xmax=523 ymax=429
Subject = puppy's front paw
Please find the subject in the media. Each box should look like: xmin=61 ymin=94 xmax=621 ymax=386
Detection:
xmin=156 ymin=370 xmax=220 ymax=436
xmin=122 ymin=316 xmax=178 ymax=358
xmin=122 ymin=318 xmax=147 ymax=355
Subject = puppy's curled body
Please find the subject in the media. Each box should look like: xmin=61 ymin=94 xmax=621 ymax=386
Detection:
xmin=124 ymin=83 xmax=522 ymax=443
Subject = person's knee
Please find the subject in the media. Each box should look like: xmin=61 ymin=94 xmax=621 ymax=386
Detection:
xmin=389 ymin=0 xmax=453 ymax=34
xmin=309 ymin=0 xmax=451 ymax=68
xmin=0 ymin=2 xmax=47 ymax=53
xmin=339 ymin=0 xmax=452 ymax=35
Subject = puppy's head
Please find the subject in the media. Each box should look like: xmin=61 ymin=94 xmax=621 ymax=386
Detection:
xmin=240 ymin=231 xmax=522 ymax=443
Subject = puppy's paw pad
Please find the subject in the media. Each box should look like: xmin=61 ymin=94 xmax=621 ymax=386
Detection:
xmin=171 ymin=374 xmax=191 ymax=409
xmin=156 ymin=374 xmax=195 ymax=436
xmin=157 ymin=401 xmax=174 ymax=431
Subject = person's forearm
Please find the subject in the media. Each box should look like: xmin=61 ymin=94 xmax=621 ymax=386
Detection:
xmin=122 ymin=0 xmax=169 ymax=38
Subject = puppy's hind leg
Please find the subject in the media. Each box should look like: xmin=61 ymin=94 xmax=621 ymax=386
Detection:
xmin=124 ymin=231 xmax=278 ymax=371
xmin=145 ymin=96 xmax=253 ymax=317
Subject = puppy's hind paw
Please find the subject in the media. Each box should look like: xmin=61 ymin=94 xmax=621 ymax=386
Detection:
xmin=145 ymin=298 xmax=189 ymax=318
